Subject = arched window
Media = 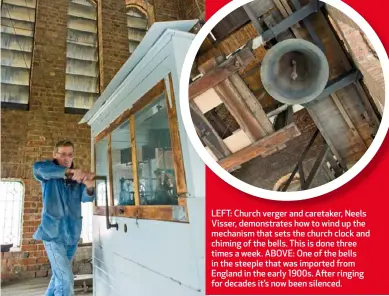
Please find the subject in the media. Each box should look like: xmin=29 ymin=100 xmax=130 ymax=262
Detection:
xmin=127 ymin=6 xmax=148 ymax=54
xmin=65 ymin=0 xmax=99 ymax=112
xmin=1 ymin=0 xmax=37 ymax=109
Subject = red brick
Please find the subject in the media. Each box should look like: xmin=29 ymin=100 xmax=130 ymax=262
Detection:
xmin=27 ymin=265 xmax=41 ymax=271
xmin=29 ymin=251 xmax=44 ymax=258
xmin=22 ymin=258 xmax=37 ymax=265
xmin=37 ymin=244 xmax=46 ymax=251
xmin=7 ymin=258 xmax=23 ymax=265
xmin=37 ymin=257 xmax=49 ymax=264
xmin=24 ymin=208 xmax=39 ymax=214
xmin=21 ymin=245 xmax=37 ymax=251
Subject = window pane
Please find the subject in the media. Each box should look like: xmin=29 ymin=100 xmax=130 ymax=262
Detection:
xmin=95 ymin=136 xmax=110 ymax=206
xmin=0 ymin=181 xmax=23 ymax=247
xmin=134 ymin=93 xmax=178 ymax=205
xmin=110 ymin=119 xmax=136 ymax=206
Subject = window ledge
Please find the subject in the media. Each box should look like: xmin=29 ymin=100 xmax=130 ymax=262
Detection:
xmin=9 ymin=247 xmax=22 ymax=253
xmin=93 ymin=205 xmax=189 ymax=223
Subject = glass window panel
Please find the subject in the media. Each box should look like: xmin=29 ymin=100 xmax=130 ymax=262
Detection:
xmin=95 ymin=136 xmax=110 ymax=206
xmin=134 ymin=93 xmax=178 ymax=205
xmin=110 ymin=119 xmax=136 ymax=206
xmin=0 ymin=181 xmax=23 ymax=247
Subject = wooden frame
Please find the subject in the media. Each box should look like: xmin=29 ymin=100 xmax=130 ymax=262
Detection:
xmin=93 ymin=73 xmax=189 ymax=223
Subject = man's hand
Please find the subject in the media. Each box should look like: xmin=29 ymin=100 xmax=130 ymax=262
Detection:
xmin=82 ymin=172 xmax=95 ymax=189
xmin=69 ymin=169 xmax=87 ymax=183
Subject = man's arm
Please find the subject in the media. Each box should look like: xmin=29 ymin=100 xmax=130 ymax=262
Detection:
xmin=81 ymin=178 xmax=95 ymax=203
xmin=33 ymin=160 xmax=68 ymax=181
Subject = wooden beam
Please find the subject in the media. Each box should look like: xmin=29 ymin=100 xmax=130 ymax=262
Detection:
xmin=130 ymin=115 xmax=140 ymax=206
xmin=189 ymin=48 xmax=255 ymax=100
xmin=94 ymin=205 xmax=189 ymax=223
xmin=331 ymin=93 xmax=367 ymax=150
xmin=214 ymin=78 xmax=267 ymax=142
xmin=218 ymin=123 xmax=301 ymax=171
xmin=165 ymin=73 xmax=188 ymax=196
xmin=190 ymin=102 xmax=231 ymax=159
xmin=243 ymin=4 xmax=263 ymax=34
xmin=229 ymin=73 xmax=274 ymax=135
xmin=107 ymin=134 xmax=114 ymax=206
xmin=276 ymin=0 xmax=304 ymax=37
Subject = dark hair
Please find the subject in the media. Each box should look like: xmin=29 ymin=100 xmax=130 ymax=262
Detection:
xmin=54 ymin=140 xmax=74 ymax=152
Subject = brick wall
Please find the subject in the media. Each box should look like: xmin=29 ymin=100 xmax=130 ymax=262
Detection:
xmin=326 ymin=5 xmax=385 ymax=116
xmin=1 ymin=0 xmax=169 ymax=281
xmin=1 ymin=246 xmax=92 ymax=280
xmin=98 ymin=0 xmax=129 ymax=90
xmin=154 ymin=0 xmax=181 ymax=21
xmin=178 ymin=0 xmax=205 ymax=20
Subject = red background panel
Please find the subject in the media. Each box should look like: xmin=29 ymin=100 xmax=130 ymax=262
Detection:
xmin=205 ymin=0 xmax=389 ymax=294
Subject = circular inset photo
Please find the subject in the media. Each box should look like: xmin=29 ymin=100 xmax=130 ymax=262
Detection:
xmin=180 ymin=0 xmax=389 ymax=200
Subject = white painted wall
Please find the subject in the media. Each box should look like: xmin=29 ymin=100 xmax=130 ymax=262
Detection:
xmin=88 ymin=25 xmax=205 ymax=296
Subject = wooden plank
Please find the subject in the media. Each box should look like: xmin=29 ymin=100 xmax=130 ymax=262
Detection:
xmin=354 ymin=82 xmax=380 ymax=128
xmin=306 ymin=103 xmax=351 ymax=169
xmin=274 ymin=0 xmax=290 ymax=18
xmin=277 ymin=0 xmax=304 ymax=36
xmin=263 ymin=10 xmax=295 ymax=41
xmin=165 ymin=73 xmax=187 ymax=195
xmin=94 ymin=109 xmax=130 ymax=143
xmin=189 ymin=48 xmax=255 ymax=99
xmin=214 ymin=78 xmax=267 ymax=142
xmin=129 ymin=79 xmax=165 ymax=115
xmin=94 ymin=206 xmax=115 ymax=216
xmin=211 ymin=6 xmax=250 ymax=40
xmin=193 ymin=88 xmax=223 ymax=114
xmin=243 ymin=4 xmax=263 ymax=34
xmin=94 ymin=205 xmax=189 ymax=223
xmin=130 ymin=115 xmax=140 ymax=206
xmin=218 ymin=123 xmax=301 ymax=171
xmin=107 ymin=134 xmax=114 ymax=206
xmin=331 ymin=93 xmax=367 ymax=150
xmin=229 ymin=73 xmax=274 ymax=135
xmin=246 ymin=0 xmax=275 ymax=19
xmin=223 ymin=129 xmax=252 ymax=153
xmin=93 ymin=143 xmax=97 ymax=207
xmin=190 ymin=102 xmax=232 ymax=160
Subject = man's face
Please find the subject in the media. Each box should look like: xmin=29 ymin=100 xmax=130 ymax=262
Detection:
xmin=54 ymin=146 xmax=74 ymax=168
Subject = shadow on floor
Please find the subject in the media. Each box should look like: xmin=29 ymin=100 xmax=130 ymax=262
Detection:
xmin=1 ymin=276 xmax=93 ymax=295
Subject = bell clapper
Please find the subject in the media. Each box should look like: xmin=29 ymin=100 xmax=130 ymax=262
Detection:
xmin=291 ymin=60 xmax=298 ymax=80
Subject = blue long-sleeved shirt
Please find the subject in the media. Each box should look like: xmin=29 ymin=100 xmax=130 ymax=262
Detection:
xmin=33 ymin=160 xmax=95 ymax=245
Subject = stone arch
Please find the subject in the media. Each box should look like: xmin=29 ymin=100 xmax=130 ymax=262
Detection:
xmin=125 ymin=0 xmax=155 ymax=26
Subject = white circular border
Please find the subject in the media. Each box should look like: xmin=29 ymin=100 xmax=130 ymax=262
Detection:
xmin=179 ymin=0 xmax=389 ymax=201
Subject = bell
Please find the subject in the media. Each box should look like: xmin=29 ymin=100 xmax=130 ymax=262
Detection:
xmin=260 ymin=39 xmax=329 ymax=105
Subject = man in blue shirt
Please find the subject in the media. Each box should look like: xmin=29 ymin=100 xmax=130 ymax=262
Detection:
xmin=33 ymin=140 xmax=95 ymax=296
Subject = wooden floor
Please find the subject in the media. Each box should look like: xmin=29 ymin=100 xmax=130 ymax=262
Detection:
xmin=1 ymin=276 xmax=93 ymax=296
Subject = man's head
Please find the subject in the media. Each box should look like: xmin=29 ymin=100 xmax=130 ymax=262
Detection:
xmin=53 ymin=140 xmax=74 ymax=168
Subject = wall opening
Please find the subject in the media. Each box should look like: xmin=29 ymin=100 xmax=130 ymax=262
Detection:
xmin=0 ymin=180 xmax=24 ymax=249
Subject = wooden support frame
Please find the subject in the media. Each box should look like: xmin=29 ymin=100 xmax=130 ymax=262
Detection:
xmin=189 ymin=48 xmax=255 ymax=99
xmin=218 ymin=123 xmax=301 ymax=171
xmin=93 ymin=73 xmax=189 ymax=223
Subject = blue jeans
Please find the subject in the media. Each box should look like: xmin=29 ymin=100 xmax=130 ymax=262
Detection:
xmin=44 ymin=241 xmax=77 ymax=296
